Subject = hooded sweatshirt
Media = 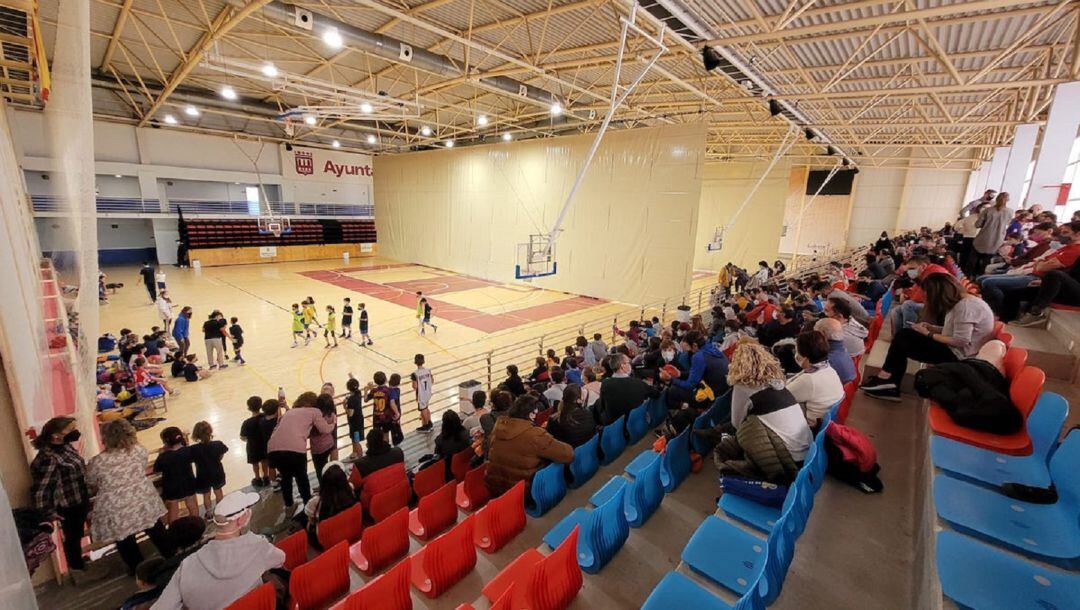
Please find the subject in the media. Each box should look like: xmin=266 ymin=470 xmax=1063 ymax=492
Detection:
xmin=484 ymin=417 xmax=573 ymax=497
xmin=152 ymin=532 xmax=285 ymax=610
xmin=672 ymin=342 xmax=730 ymax=397
xmin=841 ymin=318 xmax=869 ymax=358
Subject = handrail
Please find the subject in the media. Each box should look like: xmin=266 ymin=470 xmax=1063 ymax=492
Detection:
xmin=30 ymin=195 xmax=375 ymax=218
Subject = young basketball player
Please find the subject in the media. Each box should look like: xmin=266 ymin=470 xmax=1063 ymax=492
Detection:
xmin=302 ymin=298 xmax=318 ymax=344
xmin=411 ymin=353 xmax=434 ymax=432
xmin=290 ymin=304 xmax=304 ymax=347
xmin=358 ymin=302 xmax=372 ymax=346
xmin=340 ymin=297 xmax=353 ymax=339
xmin=324 ymin=305 xmax=338 ymax=348
xmin=418 ymin=297 xmax=438 ymax=335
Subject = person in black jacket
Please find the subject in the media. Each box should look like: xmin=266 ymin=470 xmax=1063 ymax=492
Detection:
xmin=547 ymin=385 xmax=596 ymax=447
xmin=431 ymin=410 xmax=472 ymax=479
xmin=595 ymin=354 xmax=658 ymax=426
xmin=1014 ymin=259 xmax=1080 ymax=327
xmin=502 ymin=365 xmax=527 ymax=397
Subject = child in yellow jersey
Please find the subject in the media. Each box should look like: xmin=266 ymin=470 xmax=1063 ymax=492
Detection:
xmin=323 ymin=305 xmax=338 ymax=348
xmin=302 ymin=297 xmax=318 ymax=344
xmin=290 ymin=304 xmax=305 ymax=347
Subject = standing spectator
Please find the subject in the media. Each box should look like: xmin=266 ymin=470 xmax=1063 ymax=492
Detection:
xmin=172 ymin=306 xmax=192 ymax=358
xmin=960 ymin=189 xmax=996 ymax=217
xmin=138 ymin=262 xmax=157 ymax=303
xmin=267 ymin=392 xmax=335 ymax=513
xmin=345 ymin=377 xmax=365 ymax=459
xmin=201 ymin=311 xmax=228 ymax=370
xmin=156 ymin=292 xmax=173 ymax=334
xmin=190 ymin=422 xmax=228 ymax=518
xmin=30 ymin=417 xmax=97 ymax=580
xmin=412 ymin=353 xmax=435 ymax=433
xmin=87 ymin=420 xmax=173 ymax=575
xmin=485 ymin=395 xmax=574 ymax=496
xmin=310 ymin=393 xmax=338 ymax=482
xmin=154 ymin=427 xmax=198 ymax=525
xmin=968 ymin=192 xmax=1012 ymax=277
xmin=586 ymin=333 xmax=608 ymax=365
xmin=240 ymin=396 xmax=270 ymax=487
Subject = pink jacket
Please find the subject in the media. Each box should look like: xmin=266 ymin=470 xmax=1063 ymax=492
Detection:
xmin=267 ymin=408 xmax=335 ymax=454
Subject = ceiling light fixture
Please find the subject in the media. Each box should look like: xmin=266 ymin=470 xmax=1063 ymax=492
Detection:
xmin=304 ymin=115 xmax=317 ymax=125
xmin=332 ymin=140 xmax=340 ymax=148
xmin=768 ymin=99 xmax=782 ymax=116
xmin=114 ymin=174 xmax=123 ymax=178
xmin=550 ymin=102 xmax=563 ymax=116
xmin=701 ymin=46 xmax=723 ymax=71
xmin=359 ymin=102 xmax=373 ymax=114
xmin=184 ymin=105 xmax=200 ymax=117
xmin=502 ymin=132 xmax=512 ymax=141
xmin=477 ymin=115 xmax=489 ymax=126
xmin=322 ymin=28 xmax=343 ymax=49
xmin=420 ymin=126 xmax=432 ymax=136
xmin=445 ymin=140 xmax=455 ymax=148
xmin=220 ymin=86 xmax=237 ymax=100
xmin=804 ymin=128 xmax=815 ymax=141
xmin=261 ymin=63 xmax=279 ymax=78
xmin=163 ymin=114 xmax=177 ymax=124
xmin=366 ymin=134 xmax=377 ymax=144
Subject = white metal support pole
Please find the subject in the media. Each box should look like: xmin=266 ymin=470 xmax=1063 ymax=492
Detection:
xmin=999 ymin=123 xmax=1039 ymax=202
xmin=790 ymin=164 xmax=842 ymax=270
xmin=1026 ymin=81 xmax=1080 ymax=208
xmin=543 ymin=6 xmax=666 ymax=255
xmin=720 ymin=125 xmax=800 ymax=237
xmin=985 ymin=146 xmax=1009 ymax=192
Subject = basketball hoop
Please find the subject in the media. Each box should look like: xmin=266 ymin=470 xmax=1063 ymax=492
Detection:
xmin=515 ymin=234 xmax=557 ymax=280
xmin=258 ymin=214 xmax=291 ymax=237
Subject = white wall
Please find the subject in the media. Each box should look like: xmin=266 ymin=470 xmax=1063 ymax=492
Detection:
xmin=35 ymin=218 xmax=155 ymax=251
xmin=375 ymin=123 xmax=706 ymax=304
xmin=895 ymin=168 xmax=969 ymax=231
xmin=848 ymin=168 xmax=907 ymax=247
xmin=847 ymin=165 xmax=968 ymax=248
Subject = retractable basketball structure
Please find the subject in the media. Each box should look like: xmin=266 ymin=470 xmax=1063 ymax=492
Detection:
xmin=788 ymin=163 xmax=842 ymax=270
xmin=515 ymin=6 xmax=667 ymax=280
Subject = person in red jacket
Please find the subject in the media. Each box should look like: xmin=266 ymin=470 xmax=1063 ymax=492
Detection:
xmin=889 ymin=255 xmax=950 ymax=331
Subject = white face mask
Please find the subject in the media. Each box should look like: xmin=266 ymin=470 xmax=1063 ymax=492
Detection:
xmin=906 ymin=268 xmax=919 ymax=279
xmin=661 ymin=350 xmax=675 ymax=362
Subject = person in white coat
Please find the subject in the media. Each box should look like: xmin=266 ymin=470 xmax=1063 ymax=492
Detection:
xmin=156 ymin=292 xmax=174 ymax=334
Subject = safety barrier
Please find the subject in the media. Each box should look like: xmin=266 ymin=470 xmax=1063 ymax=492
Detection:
xmin=30 ymin=195 xmax=374 ymax=218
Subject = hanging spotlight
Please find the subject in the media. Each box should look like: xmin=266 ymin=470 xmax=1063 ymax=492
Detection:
xmin=804 ymin=127 xmax=815 ymax=141
xmin=359 ymin=102 xmax=373 ymax=114
xmin=332 ymin=140 xmax=340 ymax=148
xmin=114 ymin=174 xmax=123 ymax=178
xmin=366 ymin=134 xmax=377 ymax=144
xmin=842 ymin=158 xmax=850 ymax=167
xmin=304 ymin=115 xmax=317 ymax=126
xmin=477 ymin=115 xmax=489 ymax=126
xmin=550 ymin=102 xmax=563 ymax=116
xmin=768 ymin=99 xmax=782 ymax=117
xmin=445 ymin=140 xmax=455 ymax=148
xmin=220 ymin=86 xmax=237 ymax=100
xmin=184 ymin=105 xmax=200 ymax=117
xmin=261 ymin=63 xmax=279 ymax=78
xmin=163 ymin=114 xmax=178 ymax=125
xmin=502 ymin=132 xmax=512 ymax=142
xmin=701 ymin=46 xmax=723 ymax=72
xmin=420 ymin=125 xmax=432 ymax=137
xmin=322 ymin=28 xmax=343 ymax=49
xmin=826 ymin=145 xmax=837 ymax=156
xmin=285 ymin=142 xmax=294 ymax=151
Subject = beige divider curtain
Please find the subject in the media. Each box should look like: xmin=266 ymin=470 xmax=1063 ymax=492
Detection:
xmin=374 ymin=123 xmax=707 ymax=304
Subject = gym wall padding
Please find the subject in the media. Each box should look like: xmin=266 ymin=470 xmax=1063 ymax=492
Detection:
xmin=374 ymin=123 xmax=707 ymax=304
xmin=693 ymin=159 xmax=792 ymax=273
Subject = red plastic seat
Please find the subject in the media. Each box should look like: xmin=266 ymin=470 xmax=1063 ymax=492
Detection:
xmin=225 ymin=583 xmax=276 ymax=610
xmin=997 ymin=331 xmax=1013 ymax=348
xmin=370 ymin=479 xmax=412 ymax=523
xmin=412 ymin=463 xmax=446 ymax=499
xmin=450 ymin=448 xmax=474 ymax=483
xmin=350 ymin=506 xmax=410 ymax=576
xmin=290 ymin=541 xmax=350 ymax=610
xmin=836 ymin=380 xmax=857 ymax=424
xmin=1002 ymin=347 xmax=1028 ymax=381
xmin=992 ymin=320 xmax=1004 ymax=338
xmin=349 ymin=465 xmax=364 ymax=490
xmin=928 ymin=365 xmax=1045 ymax=456
xmin=330 ymin=556 xmax=412 ymax=610
xmin=317 ymin=503 xmax=363 ymax=550
xmin=456 ymin=464 xmax=491 ymax=511
xmin=474 ymin=480 xmax=526 ymax=554
xmin=482 ymin=525 xmax=582 ymax=609
xmin=409 ymin=481 xmax=459 ymax=540
xmin=410 ymin=514 xmax=477 ymax=598
xmin=276 ymin=529 xmax=309 ymax=572
xmin=534 ymin=407 xmax=555 ymax=428
xmin=1050 ymin=303 xmax=1080 ymax=312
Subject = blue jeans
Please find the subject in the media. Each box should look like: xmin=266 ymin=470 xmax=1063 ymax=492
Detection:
xmin=888 ymin=300 xmax=923 ymax=332
xmin=978 ymin=274 xmax=1036 ymax=318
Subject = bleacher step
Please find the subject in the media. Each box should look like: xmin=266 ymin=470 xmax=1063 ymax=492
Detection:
xmin=1046 ymin=308 xmax=1080 ymax=353
xmin=1005 ymin=325 xmax=1077 ymax=382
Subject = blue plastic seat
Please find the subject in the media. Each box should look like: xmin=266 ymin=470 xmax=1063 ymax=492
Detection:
xmin=819 ymin=400 xmax=840 ymax=430
xmin=626 ymin=402 xmax=650 ymax=445
xmin=720 ymin=469 xmax=803 ymax=535
xmin=879 ymin=289 xmax=893 ymax=315
xmin=525 ymin=461 xmax=567 ymax=518
xmin=600 ymin=415 xmax=627 ymax=465
xmin=543 ymin=479 xmax=630 ymax=574
xmin=139 ymin=383 xmax=166 ymax=398
xmin=933 ymin=430 xmax=1080 ymax=566
xmin=691 ymin=391 xmax=732 ymax=456
xmin=567 ymin=433 xmax=600 ymax=489
xmin=931 ymin=392 xmax=1067 ymax=489
xmin=590 ymin=451 xmax=664 ymax=527
xmin=626 ymin=427 xmax=691 ymax=492
xmin=642 ymin=571 xmax=763 ymax=610
xmin=937 ymin=530 xmax=1080 ymax=610
xmin=646 ymin=394 xmax=668 ymax=427
xmin=682 ymin=512 xmax=795 ymax=603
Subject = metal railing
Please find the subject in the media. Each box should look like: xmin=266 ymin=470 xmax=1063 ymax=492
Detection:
xmin=324 ymin=243 xmax=872 ymax=452
xmin=30 ymin=195 xmax=375 ymax=218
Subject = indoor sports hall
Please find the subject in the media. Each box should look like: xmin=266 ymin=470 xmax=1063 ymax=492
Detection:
xmin=1 ymin=1 xmax=1080 ymax=609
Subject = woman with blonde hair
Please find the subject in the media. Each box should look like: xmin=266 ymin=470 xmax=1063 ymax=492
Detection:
xmin=714 ymin=342 xmax=812 ymax=484
xmin=87 ymin=419 xmax=174 ymax=574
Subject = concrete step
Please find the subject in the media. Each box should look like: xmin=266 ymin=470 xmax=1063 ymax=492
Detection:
xmin=1005 ymin=324 xmax=1077 ymax=382
xmin=862 ymin=338 xmax=923 ymax=395
xmin=1046 ymin=308 xmax=1080 ymax=354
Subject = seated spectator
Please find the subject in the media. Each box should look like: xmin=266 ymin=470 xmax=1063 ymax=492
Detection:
xmin=502 ymin=364 xmax=526 ymax=397
xmin=662 ymin=331 xmax=729 ymax=410
xmin=595 ymin=353 xmax=659 ymax=425
xmin=977 ymin=221 xmax=1080 ymax=321
xmin=180 ymin=354 xmax=212 ymax=382
xmin=757 ymin=307 xmax=800 ymax=348
xmin=814 ymin=318 xmax=857 ymax=384
xmin=542 ymin=367 xmax=567 ymax=407
xmin=1014 ymin=260 xmax=1080 ymax=327
xmin=300 ymin=462 xmax=356 ymax=548
xmin=546 ymin=385 xmax=597 ymax=448
xmin=862 ymin=274 xmax=995 ymax=401
xmin=582 ymin=367 xmax=601 ymax=408
xmin=786 ymin=331 xmax=845 ymax=427
xmin=713 ymin=342 xmax=812 ymax=485
xmin=462 ymin=390 xmax=490 ymax=435
xmin=152 ymin=492 xmax=284 ymax=610
xmin=354 ymin=428 xmax=405 ymax=478
xmin=528 ymin=357 xmax=551 ymax=385
xmin=564 ymin=357 xmax=583 ymax=385
xmin=121 ymin=558 xmax=169 ymax=610
xmin=825 ymin=297 xmax=868 ymax=357
xmin=984 ymin=221 xmax=1054 ymax=274
xmin=485 ymin=395 xmax=574 ymax=496
xmin=133 ymin=357 xmax=179 ymax=396
xmin=890 ymin=255 xmax=951 ymax=332
xmin=854 ymin=277 xmax=887 ymax=305
xmin=431 ymin=410 xmax=472 ymax=480
xmin=864 ymin=253 xmax=887 ymax=279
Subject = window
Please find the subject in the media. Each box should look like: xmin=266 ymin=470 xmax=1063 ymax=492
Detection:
xmin=246 ymin=186 xmax=260 ymax=216
xmin=1063 ymin=137 xmax=1080 ymax=220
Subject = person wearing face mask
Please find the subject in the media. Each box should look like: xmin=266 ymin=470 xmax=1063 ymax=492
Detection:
xmin=757 ymin=307 xmax=801 ymax=348
xmin=595 ymin=353 xmax=660 ymax=426
xmin=889 ymin=255 xmax=950 ymax=332
xmin=982 ymin=221 xmax=1055 ymax=275
xmin=30 ymin=417 xmax=99 ymax=582
xmin=151 ymin=491 xmax=284 ymax=610
xmin=747 ymin=260 xmax=771 ymax=289
xmin=978 ymin=221 xmax=1080 ymax=321
xmin=661 ymin=331 xmax=730 ymax=411
xmin=785 ymin=331 xmax=845 ymax=428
